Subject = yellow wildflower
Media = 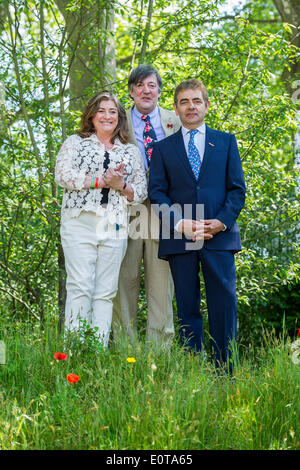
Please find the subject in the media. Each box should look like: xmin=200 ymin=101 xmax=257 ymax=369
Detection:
xmin=126 ymin=357 xmax=136 ymax=363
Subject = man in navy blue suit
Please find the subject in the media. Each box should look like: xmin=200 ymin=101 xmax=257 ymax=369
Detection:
xmin=148 ymin=79 xmax=246 ymax=373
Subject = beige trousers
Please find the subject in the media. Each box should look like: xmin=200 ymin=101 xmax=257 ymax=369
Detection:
xmin=112 ymin=200 xmax=174 ymax=343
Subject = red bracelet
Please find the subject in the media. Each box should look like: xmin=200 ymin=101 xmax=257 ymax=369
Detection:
xmin=95 ymin=177 xmax=99 ymax=189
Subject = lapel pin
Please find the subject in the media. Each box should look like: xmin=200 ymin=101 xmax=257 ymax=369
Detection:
xmin=208 ymin=142 xmax=215 ymax=147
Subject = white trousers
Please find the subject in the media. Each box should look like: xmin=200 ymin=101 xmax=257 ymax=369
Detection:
xmin=60 ymin=211 xmax=128 ymax=347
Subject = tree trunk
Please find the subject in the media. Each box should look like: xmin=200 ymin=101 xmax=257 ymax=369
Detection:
xmin=0 ymin=82 xmax=6 ymax=135
xmin=55 ymin=0 xmax=116 ymax=113
xmin=272 ymin=0 xmax=300 ymax=91
xmin=272 ymin=0 xmax=300 ymax=240
xmin=0 ymin=0 xmax=6 ymax=134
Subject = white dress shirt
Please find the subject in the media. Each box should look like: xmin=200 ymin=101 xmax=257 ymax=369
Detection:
xmin=182 ymin=122 xmax=206 ymax=163
xmin=174 ymin=122 xmax=226 ymax=232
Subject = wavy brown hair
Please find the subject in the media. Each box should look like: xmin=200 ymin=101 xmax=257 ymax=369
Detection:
xmin=77 ymin=91 xmax=129 ymax=144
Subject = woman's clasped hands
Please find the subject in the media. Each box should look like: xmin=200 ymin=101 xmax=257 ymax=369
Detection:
xmin=102 ymin=163 xmax=128 ymax=191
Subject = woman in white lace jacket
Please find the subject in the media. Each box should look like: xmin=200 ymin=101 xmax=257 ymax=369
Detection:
xmin=55 ymin=91 xmax=147 ymax=347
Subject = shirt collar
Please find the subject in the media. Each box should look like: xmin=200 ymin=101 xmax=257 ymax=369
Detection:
xmin=133 ymin=105 xmax=159 ymax=120
xmin=182 ymin=122 xmax=206 ymax=137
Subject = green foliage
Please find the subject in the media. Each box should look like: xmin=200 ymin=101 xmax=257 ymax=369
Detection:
xmin=238 ymin=274 xmax=300 ymax=340
xmin=0 ymin=322 xmax=299 ymax=450
xmin=0 ymin=0 xmax=299 ymax=343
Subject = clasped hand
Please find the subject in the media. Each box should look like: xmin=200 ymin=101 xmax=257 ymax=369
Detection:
xmin=179 ymin=219 xmax=224 ymax=241
xmin=102 ymin=163 xmax=128 ymax=191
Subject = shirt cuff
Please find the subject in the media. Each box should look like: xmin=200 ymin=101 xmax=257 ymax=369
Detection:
xmin=174 ymin=219 xmax=184 ymax=232
xmin=176 ymin=220 xmax=226 ymax=232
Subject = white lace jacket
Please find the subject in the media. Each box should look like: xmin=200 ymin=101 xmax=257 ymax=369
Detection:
xmin=55 ymin=134 xmax=148 ymax=226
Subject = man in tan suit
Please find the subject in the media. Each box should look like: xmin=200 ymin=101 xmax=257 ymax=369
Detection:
xmin=113 ymin=65 xmax=181 ymax=343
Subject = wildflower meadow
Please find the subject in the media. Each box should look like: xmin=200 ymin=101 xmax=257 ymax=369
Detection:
xmin=0 ymin=318 xmax=299 ymax=451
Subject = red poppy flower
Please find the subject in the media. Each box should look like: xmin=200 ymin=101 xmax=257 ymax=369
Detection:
xmin=67 ymin=373 xmax=80 ymax=384
xmin=54 ymin=352 xmax=68 ymax=360
xmin=297 ymin=328 xmax=300 ymax=336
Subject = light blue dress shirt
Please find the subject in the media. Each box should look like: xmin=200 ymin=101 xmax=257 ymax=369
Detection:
xmin=131 ymin=105 xmax=166 ymax=170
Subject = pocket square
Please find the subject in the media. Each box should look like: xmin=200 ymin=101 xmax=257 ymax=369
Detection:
xmin=208 ymin=142 xmax=215 ymax=147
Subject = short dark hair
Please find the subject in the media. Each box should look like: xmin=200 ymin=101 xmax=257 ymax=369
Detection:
xmin=77 ymin=90 xmax=129 ymax=144
xmin=128 ymin=64 xmax=163 ymax=93
xmin=174 ymin=79 xmax=209 ymax=105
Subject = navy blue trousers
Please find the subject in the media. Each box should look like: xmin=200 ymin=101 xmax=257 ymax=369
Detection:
xmin=168 ymin=248 xmax=237 ymax=371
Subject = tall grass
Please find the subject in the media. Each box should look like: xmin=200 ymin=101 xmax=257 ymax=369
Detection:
xmin=0 ymin=320 xmax=299 ymax=450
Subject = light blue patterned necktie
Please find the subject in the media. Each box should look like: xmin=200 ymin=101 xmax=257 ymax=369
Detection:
xmin=188 ymin=129 xmax=201 ymax=179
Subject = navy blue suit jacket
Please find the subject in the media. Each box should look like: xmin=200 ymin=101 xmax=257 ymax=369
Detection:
xmin=148 ymin=125 xmax=246 ymax=259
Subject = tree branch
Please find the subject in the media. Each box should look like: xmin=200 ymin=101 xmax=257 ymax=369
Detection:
xmin=5 ymin=2 xmax=43 ymax=189
xmin=139 ymin=0 xmax=154 ymax=63
xmin=0 ymin=286 xmax=39 ymax=320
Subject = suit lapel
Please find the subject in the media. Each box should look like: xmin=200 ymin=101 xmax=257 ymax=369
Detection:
xmin=171 ymin=125 xmax=215 ymax=183
xmin=171 ymin=128 xmax=196 ymax=181
xmin=126 ymin=107 xmax=138 ymax=146
xmin=159 ymin=106 xmax=177 ymax=137
xmin=127 ymin=105 xmax=179 ymax=144
xmin=198 ymin=125 xmax=214 ymax=181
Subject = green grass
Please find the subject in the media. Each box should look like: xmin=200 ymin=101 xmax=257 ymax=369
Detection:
xmin=0 ymin=320 xmax=299 ymax=450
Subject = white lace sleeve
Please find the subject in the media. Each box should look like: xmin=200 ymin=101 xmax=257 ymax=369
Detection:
xmin=126 ymin=145 xmax=148 ymax=204
xmin=55 ymin=135 xmax=86 ymax=190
